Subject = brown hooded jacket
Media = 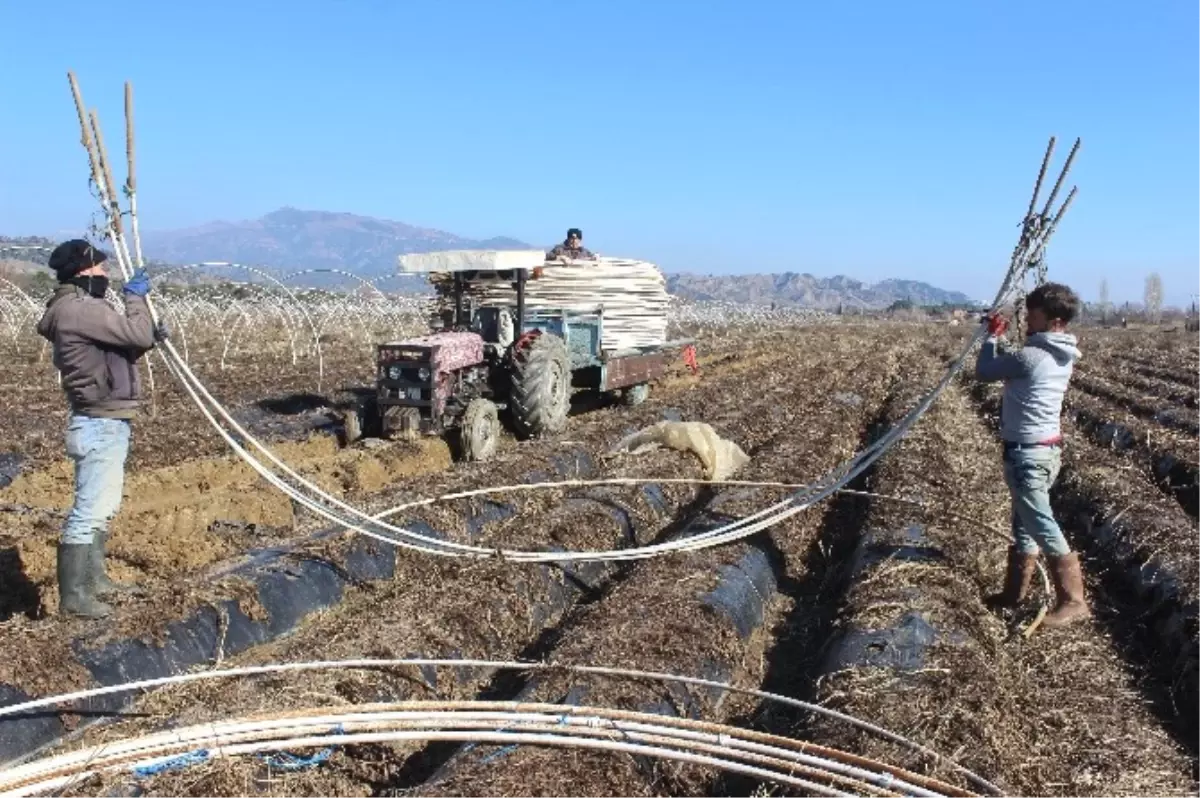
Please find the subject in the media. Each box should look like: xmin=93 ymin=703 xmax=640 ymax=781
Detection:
xmin=36 ymin=285 xmax=156 ymax=419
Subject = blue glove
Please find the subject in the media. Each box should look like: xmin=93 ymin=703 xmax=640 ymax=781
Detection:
xmin=122 ymin=269 xmax=151 ymax=297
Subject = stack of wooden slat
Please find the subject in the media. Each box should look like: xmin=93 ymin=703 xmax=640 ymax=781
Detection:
xmin=432 ymin=257 xmax=670 ymax=352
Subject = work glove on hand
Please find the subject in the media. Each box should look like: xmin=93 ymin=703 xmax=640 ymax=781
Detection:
xmin=122 ymin=269 xmax=152 ymax=298
xmin=985 ymin=312 xmax=1009 ymax=338
xmin=153 ymin=321 xmax=170 ymax=342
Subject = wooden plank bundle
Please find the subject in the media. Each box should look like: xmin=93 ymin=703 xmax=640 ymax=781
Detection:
xmin=407 ymin=252 xmax=670 ymax=353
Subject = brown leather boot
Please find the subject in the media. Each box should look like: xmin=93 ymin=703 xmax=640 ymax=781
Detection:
xmin=985 ymin=545 xmax=1038 ymax=611
xmin=1041 ymin=552 xmax=1091 ymax=628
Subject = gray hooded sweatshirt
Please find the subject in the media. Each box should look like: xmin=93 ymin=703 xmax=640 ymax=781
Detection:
xmin=974 ymin=331 xmax=1081 ymax=444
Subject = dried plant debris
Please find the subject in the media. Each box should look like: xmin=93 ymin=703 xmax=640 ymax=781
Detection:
xmin=4 ymin=326 xmax=1198 ymax=797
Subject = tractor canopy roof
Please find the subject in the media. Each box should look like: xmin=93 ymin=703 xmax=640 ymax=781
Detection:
xmin=397 ymin=249 xmax=545 ymax=276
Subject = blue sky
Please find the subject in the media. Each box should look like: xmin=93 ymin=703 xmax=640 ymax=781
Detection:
xmin=1 ymin=1 xmax=1196 ymax=305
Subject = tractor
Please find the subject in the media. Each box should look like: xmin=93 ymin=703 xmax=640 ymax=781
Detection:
xmin=348 ymin=251 xmax=696 ymax=461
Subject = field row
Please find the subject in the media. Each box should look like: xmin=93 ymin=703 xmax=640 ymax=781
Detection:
xmin=1 ymin=325 xmax=1195 ymax=796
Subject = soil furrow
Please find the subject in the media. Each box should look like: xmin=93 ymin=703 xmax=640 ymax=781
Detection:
xmin=3 ymin=324 xmax=1195 ymax=797
xmin=1064 ymin=392 xmax=1198 ymax=518
xmin=394 ymin=341 xmax=904 ymax=797
xmin=52 ymin=334 xmax=901 ymax=796
xmin=1132 ymin=363 xmax=1200 ymax=391
xmin=1072 ymin=375 xmax=1198 ymax=436
xmin=803 ymin=360 xmax=1196 ymax=796
xmin=1051 ymin=436 xmax=1199 ymax=746
xmin=0 ymin=334 xmax=818 ymax=769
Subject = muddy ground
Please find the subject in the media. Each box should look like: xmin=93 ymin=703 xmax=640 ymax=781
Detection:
xmin=0 ymin=322 xmax=1196 ymax=796
xmin=0 ymin=324 xmax=814 ymax=684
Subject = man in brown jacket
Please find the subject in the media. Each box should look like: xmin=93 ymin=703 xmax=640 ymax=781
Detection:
xmin=545 ymin=228 xmax=598 ymax=261
xmin=36 ymin=240 xmax=164 ymax=618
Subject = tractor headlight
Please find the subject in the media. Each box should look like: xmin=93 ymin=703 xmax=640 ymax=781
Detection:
xmin=418 ymin=366 xmax=430 ymax=381
xmin=387 ymin=365 xmax=402 ymax=380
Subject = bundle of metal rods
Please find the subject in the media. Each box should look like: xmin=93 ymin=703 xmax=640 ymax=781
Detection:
xmin=0 ymin=659 xmax=997 ymax=797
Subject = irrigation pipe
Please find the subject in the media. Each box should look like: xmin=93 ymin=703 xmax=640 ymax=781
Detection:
xmin=7 ymin=730 xmax=859 ymax=798
xmin=62 ymin=69 xmax=1081 ymax=568
xmin=142 ymin=313 xmax=988 ymax=563
xmin=68 ymin=222 xmax=1040 ymax=562
xmin=0 ymin=657 xmax=1002 ymax=796
xmin=2 ymin=707 xmax=970 ymax=798
xmin=138 ymin=707 xmax=954 ymax=795
xmin=361 ymin=473 xmax=1053 ymax=627
xmin=3 ymin=707 xmax=941 ymax=796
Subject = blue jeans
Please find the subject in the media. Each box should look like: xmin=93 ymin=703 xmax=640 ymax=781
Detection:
xmin=62 ymin=415 xmax=131 ymax=546
xmin=1003 ymin=445 xmax=1070 ymax=557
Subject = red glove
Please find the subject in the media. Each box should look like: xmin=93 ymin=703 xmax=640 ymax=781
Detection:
xmin=985 ymin=312 xmax=1009 ymax=337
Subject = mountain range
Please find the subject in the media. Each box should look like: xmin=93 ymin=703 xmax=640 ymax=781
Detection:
xmin=665 ymin=273 xmax=974 ymax=309
xmin=5 ymin=210 xmax=976 ymax=308
xmin=139 ymin=208 xmax=528 ymax=279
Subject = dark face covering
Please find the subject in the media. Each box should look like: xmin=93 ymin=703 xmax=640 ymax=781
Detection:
xmin=68 ymin=274 xmax=110 ymax=299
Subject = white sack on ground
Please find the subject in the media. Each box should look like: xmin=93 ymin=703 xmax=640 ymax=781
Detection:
xmin=609 ymin=421 xmax=750 ymax=481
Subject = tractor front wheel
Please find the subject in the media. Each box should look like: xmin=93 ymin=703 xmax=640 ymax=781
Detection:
xmin=459 ymin=397 xmax=500 ymax=461
xmin=510 ymin=333 xmax=570 ymax=438
xmin=621 ymin=383 xmax=650 ymax=406
xmin=342 ymin=394 xmax=379 ymax=445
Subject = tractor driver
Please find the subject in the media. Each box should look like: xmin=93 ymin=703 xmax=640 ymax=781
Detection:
xmin=546 ymin=228 xmax=598 ymax=261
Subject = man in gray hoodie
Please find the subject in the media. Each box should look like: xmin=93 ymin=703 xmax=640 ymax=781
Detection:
xmin=976 ymin=282 xmax=1088 ymax=628
xmin=36 ymin=240 xmax=164 ymax=618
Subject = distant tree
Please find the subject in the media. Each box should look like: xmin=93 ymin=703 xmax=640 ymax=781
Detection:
xmin=1098 ymin=279 xmax=1110 ymax=323
xmin=887 ymin=298 xmax=915 ymax=313
xmin=1144 ymin=273 xmax=1164 ymax=324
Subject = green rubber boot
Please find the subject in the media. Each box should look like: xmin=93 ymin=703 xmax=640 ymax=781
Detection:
xmin=57 ymin=543 xmax=112 ymax=619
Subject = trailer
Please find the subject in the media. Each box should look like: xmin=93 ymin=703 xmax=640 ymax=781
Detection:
xmin=353 ymin=250 xmax=697 ymax=461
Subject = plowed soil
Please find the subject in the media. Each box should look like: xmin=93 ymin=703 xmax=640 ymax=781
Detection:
xmin=1 ymin=322 xmax=1197 ymax=797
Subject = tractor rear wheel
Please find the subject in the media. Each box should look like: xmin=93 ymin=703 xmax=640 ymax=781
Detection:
xmin=459 ymin=398 xmax=500 ymax=462
xmin=510 ymin=333 xmax=570 ymax=438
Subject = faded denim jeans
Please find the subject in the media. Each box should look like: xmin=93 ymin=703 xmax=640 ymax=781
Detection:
xmin=62 ymin=415 xmax=131 ymax=546
xmin=1003 ymin=445 xmax=1070 ymax=557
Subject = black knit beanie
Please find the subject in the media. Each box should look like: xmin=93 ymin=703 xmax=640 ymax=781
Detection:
xmin=47 ymin=239 xmax=108 ymax=283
